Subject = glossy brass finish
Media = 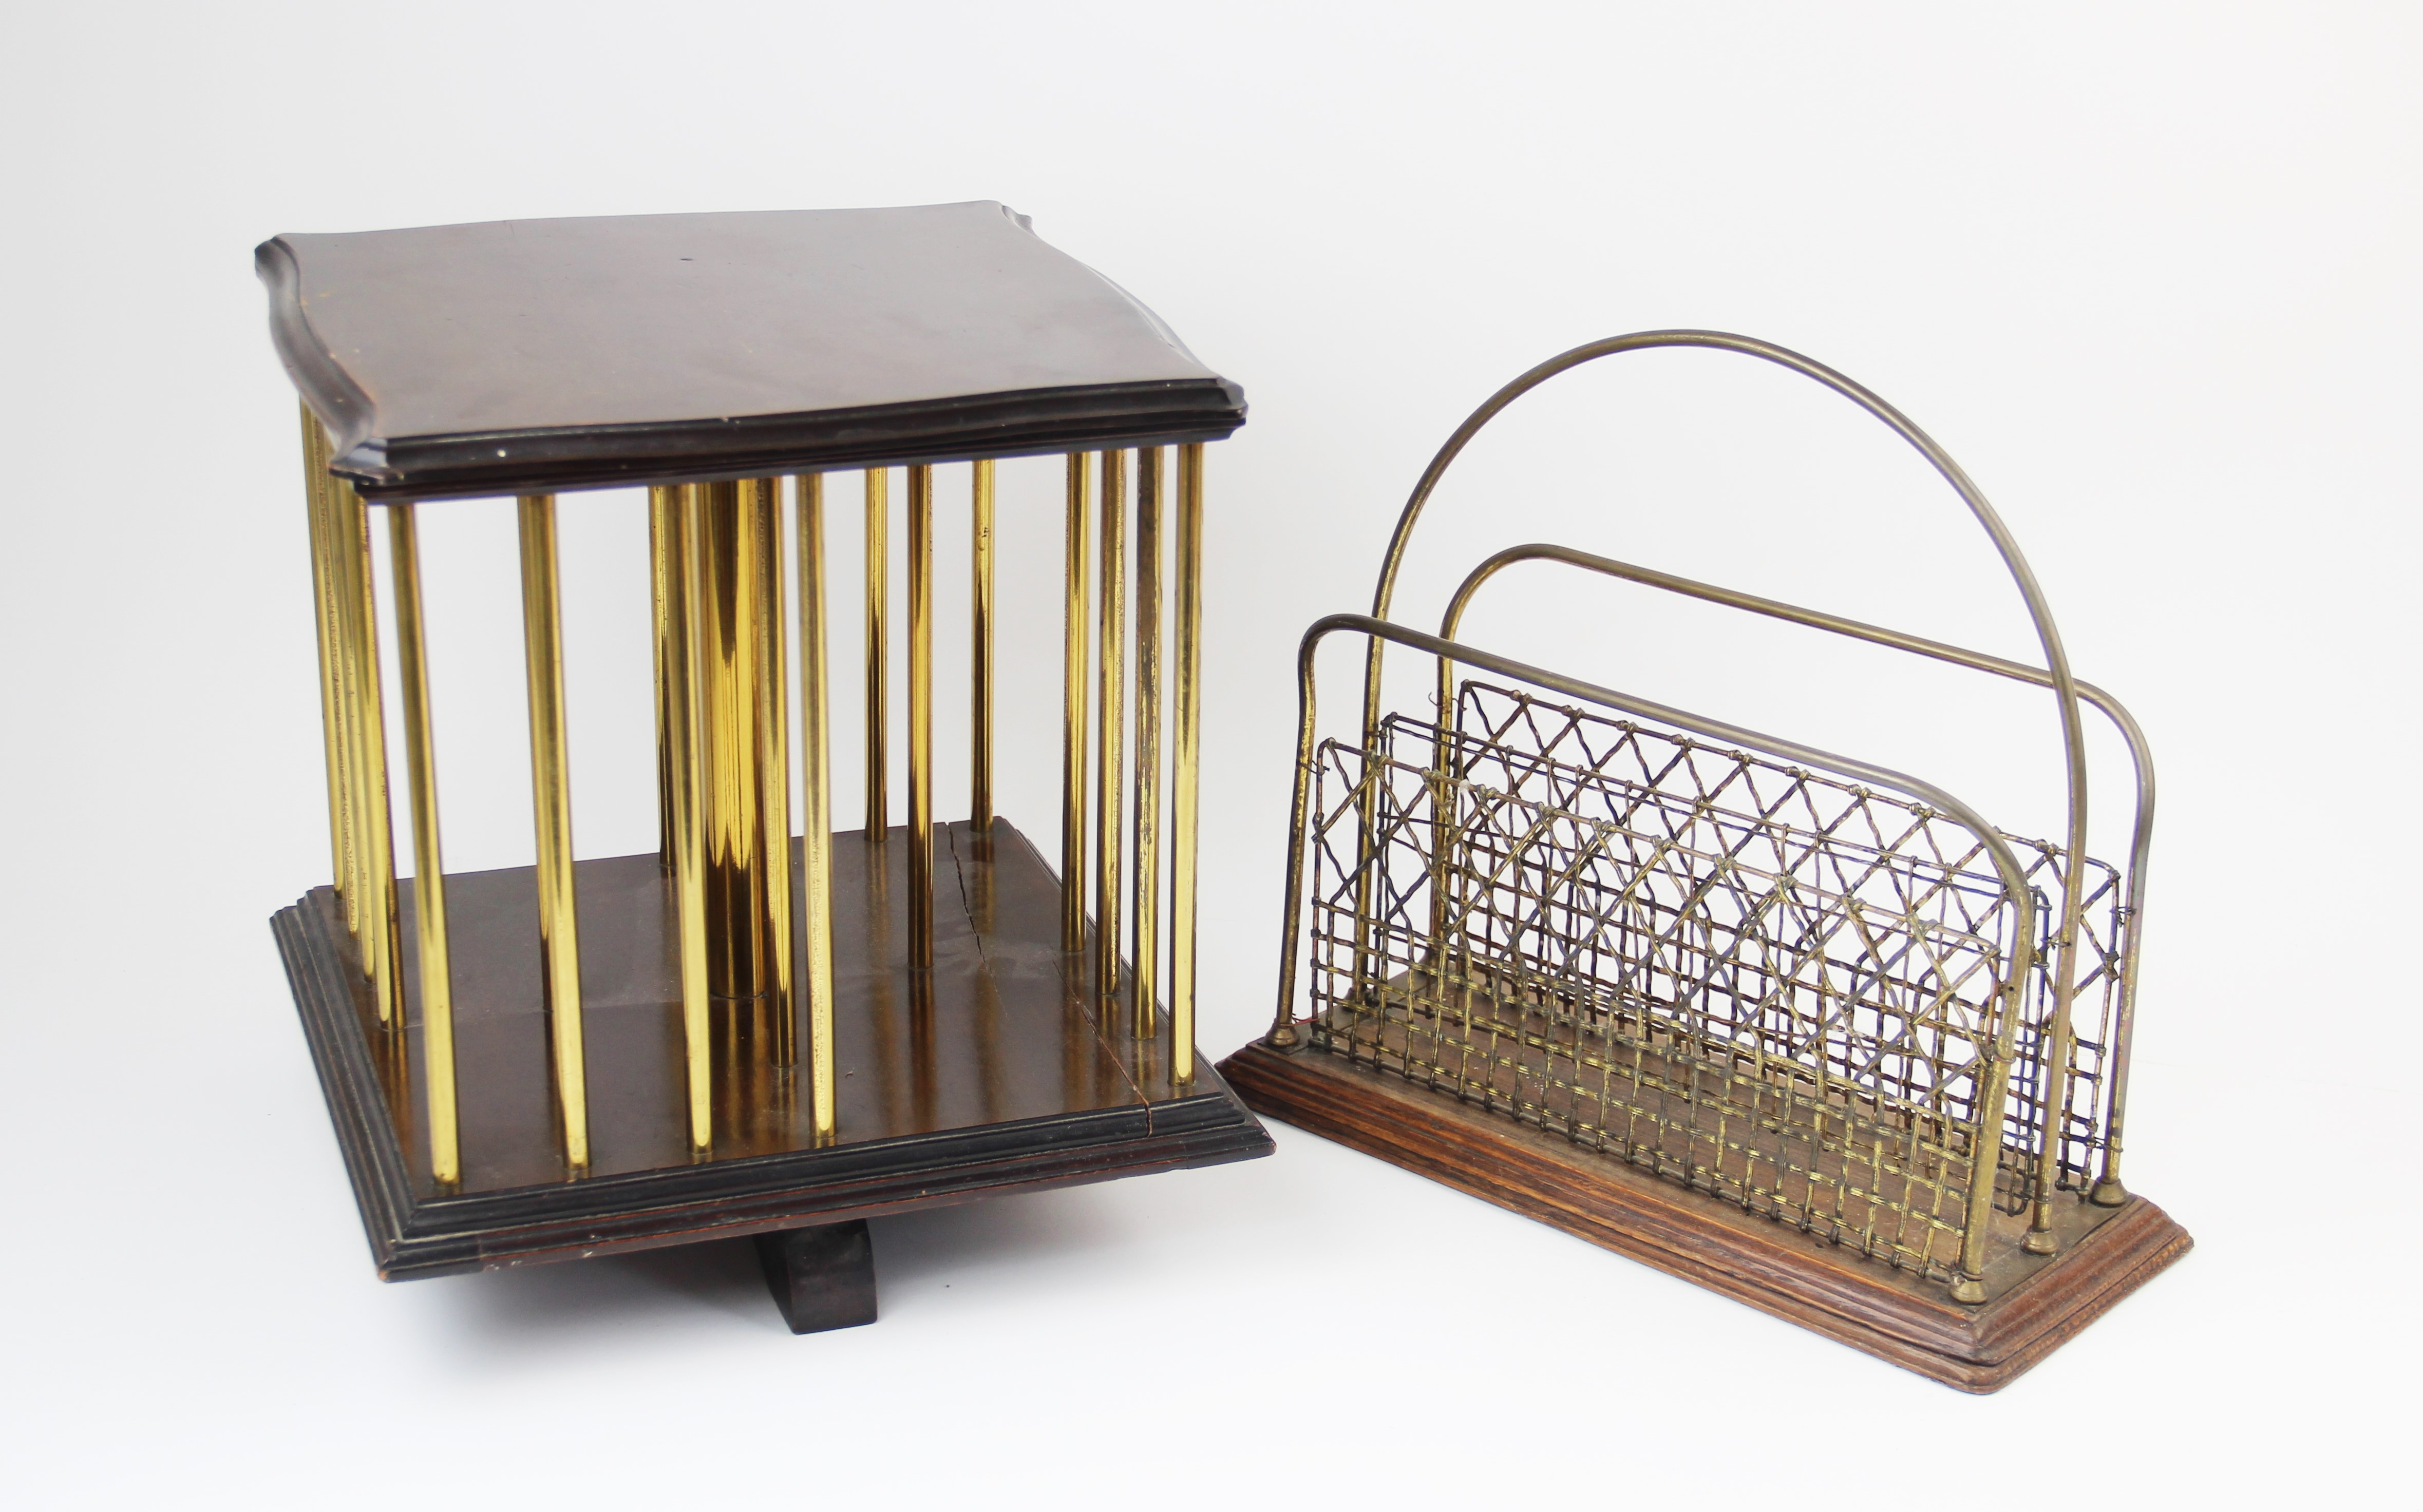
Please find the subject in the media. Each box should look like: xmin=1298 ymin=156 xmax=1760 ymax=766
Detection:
xmin=386 ymin=502 xmax=460 ymax=1184
xmin=1094 ymin=449 xmax=1126 ymax=996
xmin=797 ymin=474 xmax=838 ymax=1142
xmin=517 ymin=493 xmax=589 ymax=1170
xmin=863 ymin=468 xmax=888 ymax=841
xmin=298 ymin=408 xmax=355 ymax=927
xmin=970 ymin=458 xmax=995 ymax=846
xmin=1171 ymin=444 xmax=1204 ymax=1084
xmin=649 ymin=485 xmax=682 ymax=869
xmin=752 ymin=479 xmax=794 ymax=1065
xmin=1061 ymin=453 xmax=1091 ymax=953
xmin=907 ymin=465 xmax=935 ymax=968
xmin=656 ymin=485 xmax=713 ymax=1154
xmin=290 ymin=448 xmax=1226 ymax=1188
xmin=1130 ymin=448 xmax=1163 ymax=1039
xmin=337 ymin=472 xmax=401 ymax=1025
xmin=694 ymin=481 xmax=771 ymax=1000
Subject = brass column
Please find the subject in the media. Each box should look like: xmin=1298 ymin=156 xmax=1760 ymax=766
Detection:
xmin=387 ymin=502 xmax=459 ymax=1183
xmin=1094 ymin=451 xmax=1128 ymax=997
xmin=693 ymin=481 xmax=771 ymax=1001
xmin=650 ymin=485 xmax=682 ymax=868
xmin=752 ymin=479 xmax=794 ymax=1065
xmin=907 ymin=464 xmax=935 ymax=967
xmin=517 ymin=493 xmax=588 ymax=1170
xmin=1131 ymin=448 xmax=1163 ymax=1039
xmin=864 ymin=468 xmax=888 ymax=841
xmin=970 ymin=459 xmax=995 ymax=847
xmin=654 ymin=486 xmax=713 ymax=1155
xmin=797 ymin=475 xmax=838 ymax=1143
xmin=1061 ymin=453 xmax=1092 ymax=953
xmin=1171 ymin=443 xmax=1205 ymax=1084
xmin=298 ymin=408 xmax=356 ymax=932
xmin=337 ymin=473 xmax=401 ymax=1025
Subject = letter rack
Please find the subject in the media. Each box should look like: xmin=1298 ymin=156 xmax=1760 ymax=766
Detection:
xmin=1221 ymin=332 xmax=2188 ymax=1390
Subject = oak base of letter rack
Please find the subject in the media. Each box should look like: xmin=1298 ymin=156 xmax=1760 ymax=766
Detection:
xmin=273 ymin=817 xmax=1271 ymax=1314
xmin=1220 ymin=1039 xmax=2189 ymax=1392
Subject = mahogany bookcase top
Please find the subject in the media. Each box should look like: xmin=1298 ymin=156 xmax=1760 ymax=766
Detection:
xmin=258 ymin=201 xmax=1245 ymax=499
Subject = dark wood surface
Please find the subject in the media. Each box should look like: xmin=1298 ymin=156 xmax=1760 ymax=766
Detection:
xmin=272 ymin=818 xmax=1271 ymax=1280
xmin=754 ymin=1221 xmax=878 ymax=1334
xmin=1220 ymin=1038 xmax=2190 ymax=1393
xmin=257 ymin=202 xmax=1246 ymax=500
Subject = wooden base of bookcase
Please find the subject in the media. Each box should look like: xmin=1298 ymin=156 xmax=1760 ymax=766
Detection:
xmin=272 ymin=818 xmax=1272 ymax=1326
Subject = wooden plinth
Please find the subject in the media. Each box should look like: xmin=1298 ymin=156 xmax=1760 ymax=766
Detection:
xmin=273 ymin=818 xmax=1270 ymax=1284
xmin=1220 ymin=1039 xmax=2189 ymax=1393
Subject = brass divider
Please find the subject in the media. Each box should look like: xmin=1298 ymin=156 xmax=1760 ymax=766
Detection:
xmin=518 ymin=493 xmax=589 ymax=1171
xmin=296 ymin=443 xmax=1217 ymax=1178
xmin=385 ymin=502 xmax=459 ymax=1185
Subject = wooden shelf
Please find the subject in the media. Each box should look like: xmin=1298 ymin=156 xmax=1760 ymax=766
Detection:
xmin=274 ymin=818 xmax=1271 ymax=1280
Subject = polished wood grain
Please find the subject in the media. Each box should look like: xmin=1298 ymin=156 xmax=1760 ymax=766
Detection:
xmin=1220 ymin=1038 xmax=2189 ymax=1392
xmin=256 ymin=202 xmax=1246 ymax=500
xmin=273 ymin=818 xmax=1271 ymax=1280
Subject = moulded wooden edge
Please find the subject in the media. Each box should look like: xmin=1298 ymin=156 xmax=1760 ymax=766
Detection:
xmin=272 ymin=901 xmax=1273 ymax=1281
xmin=1219 ymin=1039 xmax=2190 ymax=1393
xmin=334 ymin=389 xmax=1246 ymax=502
xmin=257 ymin=233 xmax=1246 ymax=503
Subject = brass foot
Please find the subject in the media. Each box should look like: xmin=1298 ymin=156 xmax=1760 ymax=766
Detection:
xmin=1949 ymin=1275 xmax=1988 ymax=1305
xmin=2089 ymin=1177 xmax=2129 ymax=1208
xmin=1269 ymin=1023 xmax=1301 ymax=1049
xmin=2022 ymin=1228 xmax=2061 ymax=1256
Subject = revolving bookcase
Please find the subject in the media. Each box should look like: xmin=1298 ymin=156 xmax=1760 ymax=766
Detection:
xmin=262 ymin=202 xmax=1270 ymax=1333
xmin=1219 ymin=332 xmax=2189 ymax=1391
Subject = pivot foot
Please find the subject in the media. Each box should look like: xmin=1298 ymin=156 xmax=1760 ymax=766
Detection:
xmin=753 ymin=1219 xmax=878 ymax=1334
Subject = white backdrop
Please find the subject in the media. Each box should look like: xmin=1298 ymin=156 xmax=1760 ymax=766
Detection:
xmin=4 ymin=3 xmax=2415 ymax=1505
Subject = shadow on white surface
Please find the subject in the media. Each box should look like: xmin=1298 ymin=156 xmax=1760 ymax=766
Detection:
xmin=432 ymin=1235 xmax=775 ymax=1344
xmin=419 ymin=1188 xmax=1136 ymax=1349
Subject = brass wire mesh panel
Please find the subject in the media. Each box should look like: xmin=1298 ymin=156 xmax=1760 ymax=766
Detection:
xmin=1307 ymin=681 xmax=2126 ymax=1282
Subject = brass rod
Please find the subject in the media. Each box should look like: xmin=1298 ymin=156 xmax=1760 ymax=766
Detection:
xmin=517 ymin=493 xmax=589 ymax=1171
xmin=1171 ymin=443 xmax=1204 ymax=1084
xmin=649 ymin=486 xmax=680 ymax=869
xmin=341 ymin=476 xmax=402 ymax=1025
xmin=970 ymin=458 xmax=995 ymax=844
xmin=907 ymin=464 xmax=935 ymax=968
xmin=695 ymin=482 xmax=764 ymax=999
xmin=660 ymin=485 xmax=713 ymax=1155
xmin=797 ymin=475 xmax=838 ymax=1143
xmin=864 ymin=468 xmax=888 ymax=841
xmin=1061 ymin=453 xmax=1091 ymax=953
xmin=298 ymin=408 xmax=356 ymax=925
xmin=1131 ymin=447 xmax=1163 ymax=1040
xmin=339 ymin=472 xmax=373 ymax=945
xmin=325 ymin=455 xmax=366 ymax=932
xmin=387 ymin=502 xmax=459 ymax=1185
xmin=318 ymin=427 xmax=363 ymax=942
xmin=1095 ymin=450 xmax=1127 ymax=996
xmin=752 ymin=479 xmax=794 ymax=1065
